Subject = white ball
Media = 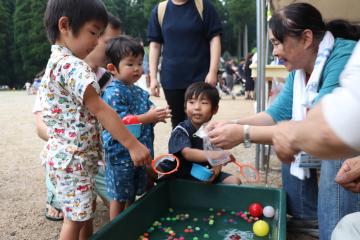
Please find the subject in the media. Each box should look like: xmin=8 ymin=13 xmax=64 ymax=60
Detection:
xmin=263 ymin=206 xmax=275 ymax=218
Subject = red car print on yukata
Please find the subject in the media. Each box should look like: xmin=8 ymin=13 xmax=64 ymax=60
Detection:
xmin=69 ymin=132 xmax=76 ymax=138
xmin=63 ymin=63 xmax=71 ymax=69
xmin=65 ymin=207 xmax=72 ymax=212
xmin=54 ymin=128 xmax=65 ymax=134
xmin=77 ymin=185 xmax=89 ymax=192
xmin=52 ymin=107 xmax=62 ymax=114
xmin=75 ymin=164 xmax=82 ymax=171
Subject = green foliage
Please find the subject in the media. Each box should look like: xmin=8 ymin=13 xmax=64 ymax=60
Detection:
xmin=0 ymin=0 xmax=14 ymax=87
xmin=13 ymin=0 xmax=49 ymax=88
xmin=0 ymin=0 xmax=257 ymax=88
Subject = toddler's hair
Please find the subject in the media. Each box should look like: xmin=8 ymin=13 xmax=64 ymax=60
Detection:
xmin=44 ymin=0 xmax=108 ymax=44
xmin=105 ymin=35 xmax=144 ymax=69
xmin=185 ymin=82 xmax=220 ymax=110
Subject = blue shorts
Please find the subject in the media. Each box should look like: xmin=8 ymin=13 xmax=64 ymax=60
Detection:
xmin=105 ymin=156 xmax=147 ymax=202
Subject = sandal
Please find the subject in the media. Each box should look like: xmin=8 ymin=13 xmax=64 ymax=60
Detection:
xmin=45 ymin=203 xmax=63 ymax=221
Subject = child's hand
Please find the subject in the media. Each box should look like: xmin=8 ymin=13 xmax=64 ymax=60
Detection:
xmin=146 ymin=106 xmax=172 ymax=124
xmin=128 ymin=141 xmax=151 ymax=166
xmin=208 ymin=165 xmax=222 ymax=183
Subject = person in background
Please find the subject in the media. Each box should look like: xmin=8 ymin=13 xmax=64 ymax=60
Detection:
xmin=147 ymin=0 xmax=222 ymax=128
xmin=224 ymin=58 xmax=236 ymax=96
xmin=243 ymin=53 xmax=254 ymax=100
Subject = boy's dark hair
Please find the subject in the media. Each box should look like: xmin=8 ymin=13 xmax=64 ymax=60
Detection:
xmin=106 ymin=35 xmax=144 ymax=70
xmin=185 ymin=82 xmax=220 ymax=110
xmin=108 ymin=13 xmax=122 ymax=31
xmin=44 ymin=0 xmax=108 ymax=44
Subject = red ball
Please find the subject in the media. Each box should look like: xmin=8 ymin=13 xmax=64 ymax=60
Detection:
xmin=122 ymin=115 xmax=140 ymax=125
xmin=249 ymin=203 xmax=263 ymax=217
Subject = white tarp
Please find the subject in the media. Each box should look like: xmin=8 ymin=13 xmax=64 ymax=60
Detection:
xmin=271 ymin=0 xmax=360 ymax=23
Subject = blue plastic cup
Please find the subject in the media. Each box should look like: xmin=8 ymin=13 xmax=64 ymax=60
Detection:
xmin=126 ymin=124 xmax=142 ymax=138
xmin=190 ymin=163 xmax=213 ymax=181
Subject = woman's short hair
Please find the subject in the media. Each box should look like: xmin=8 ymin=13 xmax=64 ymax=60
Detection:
xmin=269 ymin=2 xmax=360 ymax=43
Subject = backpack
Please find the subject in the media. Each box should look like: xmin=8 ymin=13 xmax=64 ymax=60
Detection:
xmin=98 ymin=71 xmax=112 ymax=89
xmin=157 ymin=0 xmax=204 ymax=28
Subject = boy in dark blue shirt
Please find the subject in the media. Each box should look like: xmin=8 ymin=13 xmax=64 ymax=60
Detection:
xmin=167 ymin=82 xmax=241 ymax=184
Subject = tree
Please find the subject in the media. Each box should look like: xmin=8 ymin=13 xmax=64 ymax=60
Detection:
xmin=13 ymin=0 xmax=32 ymax=86
xmin=223 ymin=0 xmax=256 ymax=57
xmin=0 ymin=0 xmax=14 ymax=87
xmin=13 ymin=0 xmax=48 ymax=88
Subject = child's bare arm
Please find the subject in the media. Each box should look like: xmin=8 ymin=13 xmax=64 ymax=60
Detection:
xmin=181 ymin=147 xmax=209 ymax=163
xmin=137 ymin=106 xmax=171 ymax=124
xmin=83 ymin=86 xmax=151 ymax=166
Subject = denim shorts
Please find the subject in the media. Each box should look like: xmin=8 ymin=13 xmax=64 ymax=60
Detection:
xmin=105 ymin=157 xmax=147 ymax=202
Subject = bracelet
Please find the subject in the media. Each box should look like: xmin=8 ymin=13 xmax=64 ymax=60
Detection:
xmin=243 ymin=124 xmax=252 ymax=148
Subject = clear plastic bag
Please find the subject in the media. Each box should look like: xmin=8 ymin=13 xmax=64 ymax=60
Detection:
xmin=195 ymin=125 xmax=230 ymax=166
xmin=203 ymin=136 xmax=231 ymax=166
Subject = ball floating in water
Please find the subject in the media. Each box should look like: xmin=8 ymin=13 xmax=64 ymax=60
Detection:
xmin=249 ymin=203 xmax=263 ymax=217
xmin=263 ymin=206 xmax=275 ymax=218
xmin=253 ymin=220 xmax=269 ymax=237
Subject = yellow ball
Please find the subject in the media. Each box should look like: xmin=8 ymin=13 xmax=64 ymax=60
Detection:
xmin=253 ymin=220 xmax=270 ymax=237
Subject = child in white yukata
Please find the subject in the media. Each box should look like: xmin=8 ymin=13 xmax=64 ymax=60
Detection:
xmin=39 ymin=1 xmax=150 ymax=239
xmin=102 ymin=35 xmax=171 ymax=220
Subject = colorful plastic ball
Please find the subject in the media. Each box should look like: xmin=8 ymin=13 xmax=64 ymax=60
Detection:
xmin=122 ymin=115 xmax=140 ymax=124
xmin=253 ymin=220 xmax=269 ymax=237
xmin=249 ymin=203 xmax=263 ymax=217
xmin=263 ymin=206 xmax=275 ymax=218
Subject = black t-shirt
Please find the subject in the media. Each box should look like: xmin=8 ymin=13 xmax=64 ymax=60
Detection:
xmin=168 ymin=120 xmax=210 ymax=179
xmin=147 ymin=0 xmax=222 ymax=89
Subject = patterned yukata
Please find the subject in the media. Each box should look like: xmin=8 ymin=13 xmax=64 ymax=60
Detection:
xmin=102 ymin=80 xmax=154 ymax=201
xmin=39 ymin=45 xmax=102 ymax=221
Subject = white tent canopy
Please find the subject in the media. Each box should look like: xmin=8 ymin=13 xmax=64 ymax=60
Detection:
xmin=270 ymin=0 xmax=360 ymax=23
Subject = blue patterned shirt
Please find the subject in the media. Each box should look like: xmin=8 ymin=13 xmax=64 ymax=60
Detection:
xmin=102 ymin=80 xmax=154 ymax=164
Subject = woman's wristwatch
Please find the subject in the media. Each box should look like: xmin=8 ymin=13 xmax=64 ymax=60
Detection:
xmin=243 ymin=125 xmax=252 ymax=148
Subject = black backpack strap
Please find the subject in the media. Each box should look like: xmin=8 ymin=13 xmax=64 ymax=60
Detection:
xmin=98 ymin=71 xmax=112 ymax=89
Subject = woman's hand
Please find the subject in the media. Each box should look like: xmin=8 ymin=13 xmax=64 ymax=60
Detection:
xmin=207 ymin=124 xmax=244 ymax=149
xmin=205 ymin=71 xmax=218 ymax=87
xmin=335 ymin=156 xmax=360 ymax=193
xmin=149 ymin=76 xmax=160 ymax=97
xmin=272 ymin=121 xmax=300 ymax=164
